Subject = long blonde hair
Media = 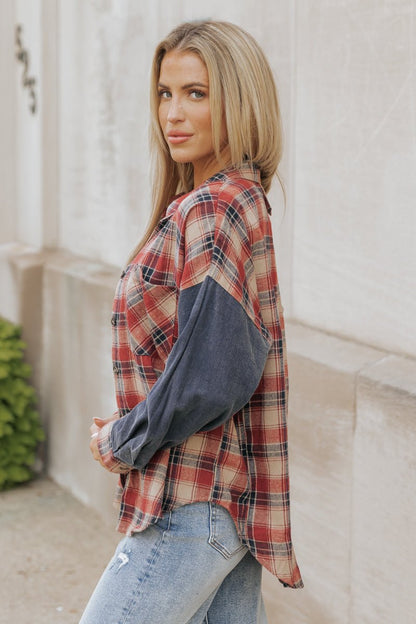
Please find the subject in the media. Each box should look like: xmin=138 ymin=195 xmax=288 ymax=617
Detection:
xmin=130 ymin=20 xmax=283 ymax=261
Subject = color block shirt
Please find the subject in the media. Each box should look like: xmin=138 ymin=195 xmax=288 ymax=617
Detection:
xmin=97 ymin=162 xmax=303 ymax=588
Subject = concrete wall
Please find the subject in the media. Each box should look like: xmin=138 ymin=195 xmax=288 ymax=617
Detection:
xmin=1 ymin=0 xmax=17 ymax=244
xmin=1 ymin=1 xmax=416 ymax=623
xmin=292 ymin=1 xmax=416 ymax=357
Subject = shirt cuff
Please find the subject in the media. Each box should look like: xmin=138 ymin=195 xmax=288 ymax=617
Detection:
xmin=97 ymin=421 xmax=131 ymax=474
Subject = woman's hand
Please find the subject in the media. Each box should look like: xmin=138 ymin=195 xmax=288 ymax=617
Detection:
xmin=89 ymin=415 xmax=118 ymax=467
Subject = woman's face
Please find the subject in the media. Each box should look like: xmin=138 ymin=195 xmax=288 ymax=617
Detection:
xmin=158 ymin=50 xmax=226 ymax=188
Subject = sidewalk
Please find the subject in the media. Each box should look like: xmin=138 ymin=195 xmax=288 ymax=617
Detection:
xmin=0 ymin=477 xmax=120 ymax=624
xmin=0 ymin=477 xmax=283 ymax=624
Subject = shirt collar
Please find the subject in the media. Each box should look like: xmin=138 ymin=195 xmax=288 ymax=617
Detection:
xmin=166 ymin=162 xmax=266 ymax=217
xmin=208 ymin=161 xmax=262 ymax=186
xmin=210 ymin=162 xmax=272 ymax=215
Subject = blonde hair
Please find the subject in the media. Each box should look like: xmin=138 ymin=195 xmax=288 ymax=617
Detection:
xmin=130 ymin=20 xmax=283 ymax=260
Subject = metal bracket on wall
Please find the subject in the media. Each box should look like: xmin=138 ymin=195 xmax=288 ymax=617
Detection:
xmin=15 ymin=24 xmax=37 ymax=115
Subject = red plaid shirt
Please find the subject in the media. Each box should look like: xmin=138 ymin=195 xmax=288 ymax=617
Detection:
xmin=97 ymin=162 xmax=303 ymax=588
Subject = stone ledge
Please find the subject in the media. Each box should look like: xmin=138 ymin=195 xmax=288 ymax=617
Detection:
xmin=0 ymin=244 xmax=121 ymax=523
xmin=0 ymin=243 xmax=50 ymax=389
xmin=351 ymin=353 xmax=416 ymax=624
xmin=286 ymin=320 xmax=387 ymax=374
xmin=0 ymin=242 xmax=46 ymax=324
xmin=41 ymin=249 xmax=120 ymax=522
xmin=358 ymin=352 xmax=416 ymax=399
xmin=43 ymin=248 xmax=120 ymax=290
xmin=264 ymin=321 xmax=416 ymax=624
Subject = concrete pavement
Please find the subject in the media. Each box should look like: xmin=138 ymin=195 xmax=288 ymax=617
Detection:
xmin=0 ymin=478 xmax=120 ymax=624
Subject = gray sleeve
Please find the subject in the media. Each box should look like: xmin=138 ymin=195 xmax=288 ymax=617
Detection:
xmin=110 ymin=276 xmax=271 ymax=470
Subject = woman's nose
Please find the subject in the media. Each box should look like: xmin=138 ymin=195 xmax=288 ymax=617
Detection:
xmin=167 ymin=97 xmax=185 ymax=122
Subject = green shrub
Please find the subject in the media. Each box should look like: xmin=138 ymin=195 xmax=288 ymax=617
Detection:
xmin=0 ymin=317 xmax=44 ymax=490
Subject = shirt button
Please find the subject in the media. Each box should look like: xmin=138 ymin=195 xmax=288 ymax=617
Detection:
xmin=111 ymin=315 xmax=117 ymax=326
xmin=113 ymin=365 xmax=121 ymax=375
xmin=120 ymin=270 xmax=126 ymax=278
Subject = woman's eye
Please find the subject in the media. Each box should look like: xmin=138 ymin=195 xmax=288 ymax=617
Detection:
xmin=190 ymin=90 xmax=205 ymax=100
xmin=158 ymin=90 xmax=171 ymax=99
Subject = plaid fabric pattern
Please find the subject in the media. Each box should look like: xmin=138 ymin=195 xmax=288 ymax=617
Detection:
xmin=102 ymin=163 xmax=302 ymax=588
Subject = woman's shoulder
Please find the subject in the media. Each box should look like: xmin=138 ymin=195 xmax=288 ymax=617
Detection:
xmin=174 ymin=164 xmax=266 ymax=224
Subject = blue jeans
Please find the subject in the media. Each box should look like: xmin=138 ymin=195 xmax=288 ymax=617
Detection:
xmin=79 ymin=502 xmax=268 ymax=623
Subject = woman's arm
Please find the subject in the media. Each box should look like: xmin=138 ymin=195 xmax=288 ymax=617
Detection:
xmin=104 ymin=276 xmax=270 ymax=470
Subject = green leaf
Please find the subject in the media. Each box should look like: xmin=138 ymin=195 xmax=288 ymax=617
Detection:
xmin=0 ymin=317 xmax=44 ymax=490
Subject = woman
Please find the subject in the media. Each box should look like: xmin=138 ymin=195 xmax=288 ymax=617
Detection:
xmin=81 ymin=19 xmax=302 ymax=624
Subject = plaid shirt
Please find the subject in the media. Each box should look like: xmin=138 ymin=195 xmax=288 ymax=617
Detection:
xmin=97 ymin=162 xmax=303 ymax=588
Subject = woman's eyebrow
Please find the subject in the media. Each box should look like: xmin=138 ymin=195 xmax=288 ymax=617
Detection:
xmin=158 ymin=81 xmax=209 ymax=90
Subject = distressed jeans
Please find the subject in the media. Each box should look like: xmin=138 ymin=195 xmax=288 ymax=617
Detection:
xmin=79 ymin=502 xmax=268 ymax=624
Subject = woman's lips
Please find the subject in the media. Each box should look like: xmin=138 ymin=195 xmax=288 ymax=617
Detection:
xmin=167 ymin=133 xmax=193 ymax=144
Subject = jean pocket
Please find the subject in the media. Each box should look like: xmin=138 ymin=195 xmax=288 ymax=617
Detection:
xmin=208 ymin=502 xmax=246 ymax=560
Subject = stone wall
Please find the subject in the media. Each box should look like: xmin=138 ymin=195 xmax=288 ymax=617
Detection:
xmin=291 ymin=1 xmax=416 ymax=357
xmin=1 ymin=1 xmax=416 ymax=623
